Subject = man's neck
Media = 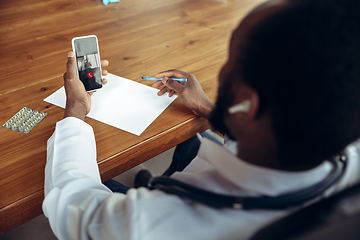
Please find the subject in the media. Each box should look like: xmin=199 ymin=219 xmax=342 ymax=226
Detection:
xmin=237 ymin=143 xmax=323 ymax=172
xmin=235 ymin=126 xmax=321 ymax=172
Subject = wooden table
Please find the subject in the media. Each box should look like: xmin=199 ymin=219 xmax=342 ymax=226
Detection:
xmin=0 ymin=0 xmax=264 ymax=234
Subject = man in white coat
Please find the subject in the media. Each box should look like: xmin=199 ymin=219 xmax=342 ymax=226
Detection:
xmin=43 ymin=0 xmax=360 ymax=239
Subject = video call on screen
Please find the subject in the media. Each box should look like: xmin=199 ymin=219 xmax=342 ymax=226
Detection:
xmin=74 ymin=37 xmax=102 ymax=91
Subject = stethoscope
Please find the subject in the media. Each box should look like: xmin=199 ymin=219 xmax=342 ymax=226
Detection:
xmin=148 ymin=153 xmax=347 ymax=209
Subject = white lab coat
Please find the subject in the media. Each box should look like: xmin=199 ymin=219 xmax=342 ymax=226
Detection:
xmin=43 ymin=117 xmax=360 ymax=240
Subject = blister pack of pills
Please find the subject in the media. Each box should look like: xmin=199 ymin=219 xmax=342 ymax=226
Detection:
xmin=2 ymin=107 xmax=47 ymax=134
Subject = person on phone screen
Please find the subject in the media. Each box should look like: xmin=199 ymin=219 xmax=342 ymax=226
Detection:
xmin=43 ymin=0 xmax=360 ymax=239
xmin=83 ymin=56 xmax=92 ymax=70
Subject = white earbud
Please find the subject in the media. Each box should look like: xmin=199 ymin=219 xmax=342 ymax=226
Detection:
xmin=228 ymin=100 xmax=251 ymax=114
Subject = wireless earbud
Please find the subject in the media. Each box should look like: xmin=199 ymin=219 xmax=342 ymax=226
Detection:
xmin=228 ymin=100 xmax=251 ymax=114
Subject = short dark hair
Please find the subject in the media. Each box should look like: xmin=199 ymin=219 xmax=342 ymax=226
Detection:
xmin=240 ymin=0 xmax=360 ymax=167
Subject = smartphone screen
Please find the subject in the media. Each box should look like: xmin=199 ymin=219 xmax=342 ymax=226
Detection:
xmin=72 ymin=35 xmax=102 ymax=92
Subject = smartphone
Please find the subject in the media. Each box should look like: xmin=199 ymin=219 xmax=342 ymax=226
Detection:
xmin=72 ymin=35 xmax=103 ymax=92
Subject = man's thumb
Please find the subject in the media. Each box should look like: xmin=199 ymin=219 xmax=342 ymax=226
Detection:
xmin=66 ymin=51 xmax=78 ymax=80
xmin=163 ymin=77 xmax=183 ymax=92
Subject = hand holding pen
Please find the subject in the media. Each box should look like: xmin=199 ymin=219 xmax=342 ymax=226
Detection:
xmin=149 ymin=70 xmax=190 ymax=97
xmin=150 ymin=69 xmax=214 ymax=118
xmin=142 ymin=77 xmax=188 ymax=83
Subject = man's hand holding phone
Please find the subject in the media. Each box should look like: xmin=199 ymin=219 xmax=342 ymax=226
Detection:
xmin=63 ymin=51 xmax=109 ymax=120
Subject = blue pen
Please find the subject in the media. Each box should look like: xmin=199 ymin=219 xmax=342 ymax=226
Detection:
xmin=142 ymin=77 xmax=188 ymax=83
xmin=102 ymin=0 xmax=120 ymax=6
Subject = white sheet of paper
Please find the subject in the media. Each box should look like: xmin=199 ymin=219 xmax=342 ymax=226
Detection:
xmin=44 ymin=73 xmax=177 ymax=136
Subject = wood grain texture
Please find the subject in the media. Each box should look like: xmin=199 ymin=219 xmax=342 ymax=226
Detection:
xmin=0 ymin=0 xmax=265 ymax=234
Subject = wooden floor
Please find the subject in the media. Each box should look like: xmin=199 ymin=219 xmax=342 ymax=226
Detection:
xmin=0 ymin=0 xmax=265 ymax=234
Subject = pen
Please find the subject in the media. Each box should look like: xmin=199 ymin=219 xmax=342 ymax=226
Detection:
xmin=142 ymin=77 xmax=188 ymax=83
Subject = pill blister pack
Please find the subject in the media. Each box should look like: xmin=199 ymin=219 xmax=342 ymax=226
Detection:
xmin=2 ymin=107 xmax=47 ymax=134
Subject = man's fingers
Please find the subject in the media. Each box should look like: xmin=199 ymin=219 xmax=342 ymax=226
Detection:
xmin=102 ymin=69 xmax=108 ymax=76
xmin=103 ymin=78 xmax=108 ymax=85
xmin=162 ymin=77 xmax=184 ymax=93
xmin=65 ymin=51 xmax=78 ymax=81
xmin=154 ymin=70 xmax=187 ymax=79
xmin=152 ymin=81 xmax=164 ymax=88
xmin=157 ymin=87 xmax=168 ymax=96
xmin=101 ymin=59 xmax=109 ymax=68
xmin=63 ymin=72 xmax=67 ymax=82
xmin=169 ymin=90 xmax=176 ymax=97
xmin=101 ymin=60 xmax=109 ymax=76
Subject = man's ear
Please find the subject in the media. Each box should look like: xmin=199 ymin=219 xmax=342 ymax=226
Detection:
xmin=228 ymin=87 xmax=259 ymax=118
xmin=248 ymin=90 xmax=259 ymax=119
